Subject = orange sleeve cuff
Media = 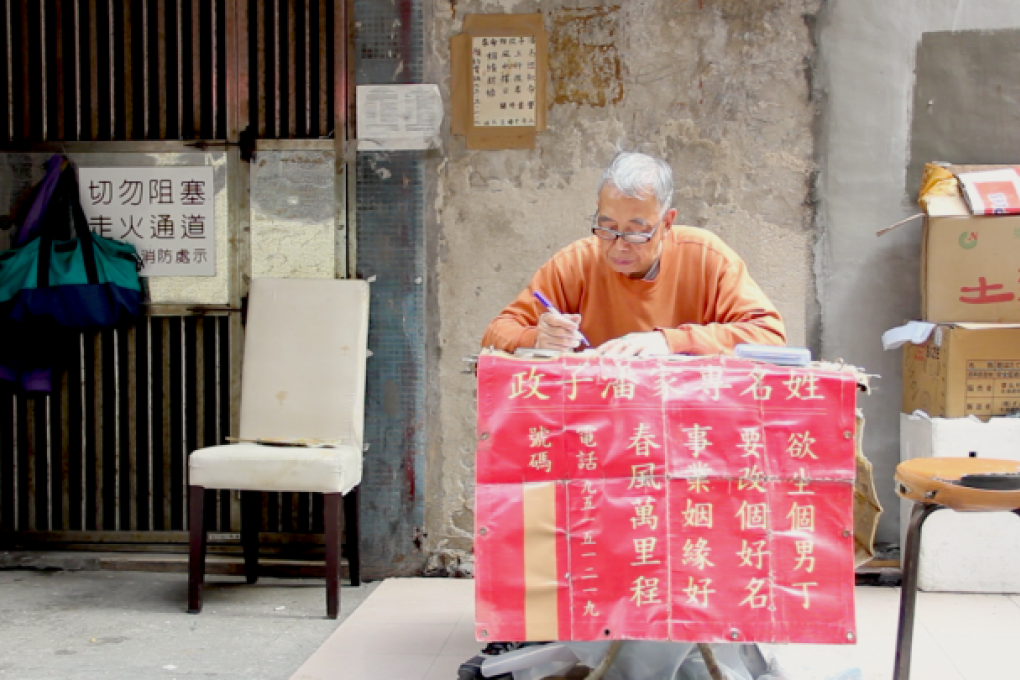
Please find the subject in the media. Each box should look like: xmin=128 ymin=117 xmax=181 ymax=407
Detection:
xmin=657 ymin=327 xmax=692 ymax=355
xmin=518 ymin=327 xmax=539 ymax=350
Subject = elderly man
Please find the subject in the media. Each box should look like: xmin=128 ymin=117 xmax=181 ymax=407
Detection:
xmin=482 ymin=152 xmax=785 ymax=355
xmin=470 ymin=154 xmax=793 ymax=678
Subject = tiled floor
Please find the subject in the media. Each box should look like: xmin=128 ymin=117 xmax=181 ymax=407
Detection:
xmin=290 ymin=578 xmax=476 ymax=680
xmin=290 ymin=579 xmax=1020 ymax=680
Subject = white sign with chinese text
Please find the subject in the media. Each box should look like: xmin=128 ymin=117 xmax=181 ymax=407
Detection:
xmin=472 ymin=36 xmax=538 ymax=127
xmin=78 ymin=166 xmax=216 ymax=277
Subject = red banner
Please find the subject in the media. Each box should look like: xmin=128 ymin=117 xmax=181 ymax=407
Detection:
xmin=475 ymin=354 xmax=858 ymax=645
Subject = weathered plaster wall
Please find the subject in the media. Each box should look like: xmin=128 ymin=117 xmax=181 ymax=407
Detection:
xmin=816 ymin=2 xmax=1020 ymax=544
xmin=423 ymin=0 xmax=823 ymax=566
xmin=250 ymin=150 xmax=337 ymax=280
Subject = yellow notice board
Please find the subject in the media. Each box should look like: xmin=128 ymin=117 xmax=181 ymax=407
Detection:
xmin=451 ymin=14 xmax=548 ymax=150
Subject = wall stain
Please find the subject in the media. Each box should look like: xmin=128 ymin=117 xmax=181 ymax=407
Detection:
xmin=700 ymin=0 xmax=787 ymax=33
xmin=549 ymin=6 xmax=623 ymax=108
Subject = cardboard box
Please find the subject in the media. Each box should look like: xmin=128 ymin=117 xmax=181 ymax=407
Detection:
xmin=901 ymin=323 xmax=1020 ymax=420
xmin=900 ymin=412 xmax=1020 ymax=593
xmin=922 ymin=195 xmax=1020 ymax=322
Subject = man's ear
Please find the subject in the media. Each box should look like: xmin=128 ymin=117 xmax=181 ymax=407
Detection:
xmin=664 ymin=208 xmax=677 ymax=228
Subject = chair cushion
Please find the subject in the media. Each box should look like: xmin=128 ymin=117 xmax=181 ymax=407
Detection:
xmin=188 ymin=443 xmax=362 ymax=494
xmin=239 ymin=278 xmax=369 ymax=446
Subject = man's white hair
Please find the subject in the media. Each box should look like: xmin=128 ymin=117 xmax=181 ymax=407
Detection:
xmin=598 ymin=152 xmax=673 ymax=213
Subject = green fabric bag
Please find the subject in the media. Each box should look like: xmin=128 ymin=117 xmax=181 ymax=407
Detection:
xmin=0 ymin=165 xmax=143 ymax=330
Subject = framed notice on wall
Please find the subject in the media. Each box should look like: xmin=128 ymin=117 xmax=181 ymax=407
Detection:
xmin=451 ymin=14 xmax=548 ymax=150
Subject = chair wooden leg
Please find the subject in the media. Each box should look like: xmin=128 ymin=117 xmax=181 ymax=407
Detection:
xmin=241 ymin=491 xmax=261 ymax=585
xmin=894 ymin=502 xmax=942 ymax=680
xmin=324 ymin=493 xmax=343 ymax=619
xmin=188 ymin=486 xmax=208 ymax=614
xmin=344 ymin=487 xmax=361 ymax=587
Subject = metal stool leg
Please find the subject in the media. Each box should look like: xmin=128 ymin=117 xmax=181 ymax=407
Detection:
xmin=894 ymin=502 xmax=942 ymax=680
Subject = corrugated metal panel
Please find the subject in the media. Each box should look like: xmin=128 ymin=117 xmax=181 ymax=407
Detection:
xmin=0 ymin=318 xmax=231 ymax=533
xmin=0 ymin=1 xmax=353 ymax=557
xmin=0 ymin=0 xmax=228 ymax=142
xmin=248 ymin=0 xmax=335 ymax=138
xmin=0 ymin=0 xmax=336 ymax=145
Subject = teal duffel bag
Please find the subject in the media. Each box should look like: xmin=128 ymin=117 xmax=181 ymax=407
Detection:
xmin=0 ymin=166 xmax=143 ymax=331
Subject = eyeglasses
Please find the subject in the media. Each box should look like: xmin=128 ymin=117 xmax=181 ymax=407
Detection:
xmin=591 ymin=214 xmax=662 ymax=245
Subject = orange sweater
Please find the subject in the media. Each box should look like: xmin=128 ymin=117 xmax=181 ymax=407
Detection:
xmin=481 ymin=227 xmax=786 ymax=354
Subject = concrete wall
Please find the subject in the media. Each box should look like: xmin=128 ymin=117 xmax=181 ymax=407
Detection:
xmin=816 ymin=1 xmax=1020 ymax=543
xmin=422 ymin=0 xmax=823 ymax=567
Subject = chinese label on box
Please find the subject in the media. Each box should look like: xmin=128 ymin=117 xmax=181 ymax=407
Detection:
xmin=78 ymin=166 xmax=216 ymax=277
xmin=958 ymin=167 xmax=1020 ymax=215
xmin=474 ymin=354 xmax=858 ymax=644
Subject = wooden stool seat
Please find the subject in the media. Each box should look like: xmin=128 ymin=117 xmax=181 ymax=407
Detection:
xmin=893 ymin=457 xmax=1020 ymax=680
xmin=895 ymin=457 xmax=1020 ymax=512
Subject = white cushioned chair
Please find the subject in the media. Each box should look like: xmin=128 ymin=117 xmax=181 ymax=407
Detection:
xmin=187 ymin=278 xmax=369 ymax=619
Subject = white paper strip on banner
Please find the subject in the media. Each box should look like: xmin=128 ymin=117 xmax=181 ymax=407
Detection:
xmin=356 ymin=84 xmax=443 ymax=151
xmin=77 ymin=166 xmax=217 ymax=277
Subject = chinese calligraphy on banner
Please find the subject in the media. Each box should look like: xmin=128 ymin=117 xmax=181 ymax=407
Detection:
xmin=475 ymin=354 xmax=859 ymax=645
xmin=78 ymin=167 xmax=216 ymax=277
xmin=472 ymin=36 xmax=538 ymax=127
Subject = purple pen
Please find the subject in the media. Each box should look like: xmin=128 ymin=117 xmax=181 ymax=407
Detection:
xmin=533 ymin=291 xmax=590 ymax=347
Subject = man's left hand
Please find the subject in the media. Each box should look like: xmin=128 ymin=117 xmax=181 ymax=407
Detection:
xmin=597 ymin=331 xmax=670 ymax=357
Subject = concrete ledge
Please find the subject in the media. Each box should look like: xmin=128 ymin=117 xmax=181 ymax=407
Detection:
xmin=0 ymin=550 xmax=352 ymax=580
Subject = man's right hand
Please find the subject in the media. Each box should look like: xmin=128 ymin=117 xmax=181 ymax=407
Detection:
xmin=535 ymin=312 xmax=584 ymax=352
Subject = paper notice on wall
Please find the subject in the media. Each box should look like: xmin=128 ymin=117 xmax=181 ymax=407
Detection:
xmin=471 ymin=35 xmax=538 ymax=127
xmin=958 ymin=167 xmax=1020 ymax=215
xmin=356 ymin=85 xmax=443 ymax=151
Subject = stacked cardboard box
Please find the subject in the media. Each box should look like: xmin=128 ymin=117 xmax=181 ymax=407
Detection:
xmin=902 ymin=168 xmax=1020 ymax=420
xmin=898 ymin=164 xmax=1020 ymax=592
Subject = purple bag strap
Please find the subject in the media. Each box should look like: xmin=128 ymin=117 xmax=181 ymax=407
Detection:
xmin=36 ymin=165 xmax=100 ymax=288
xmin=14 ymin=154 xmax=68 ymax=247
